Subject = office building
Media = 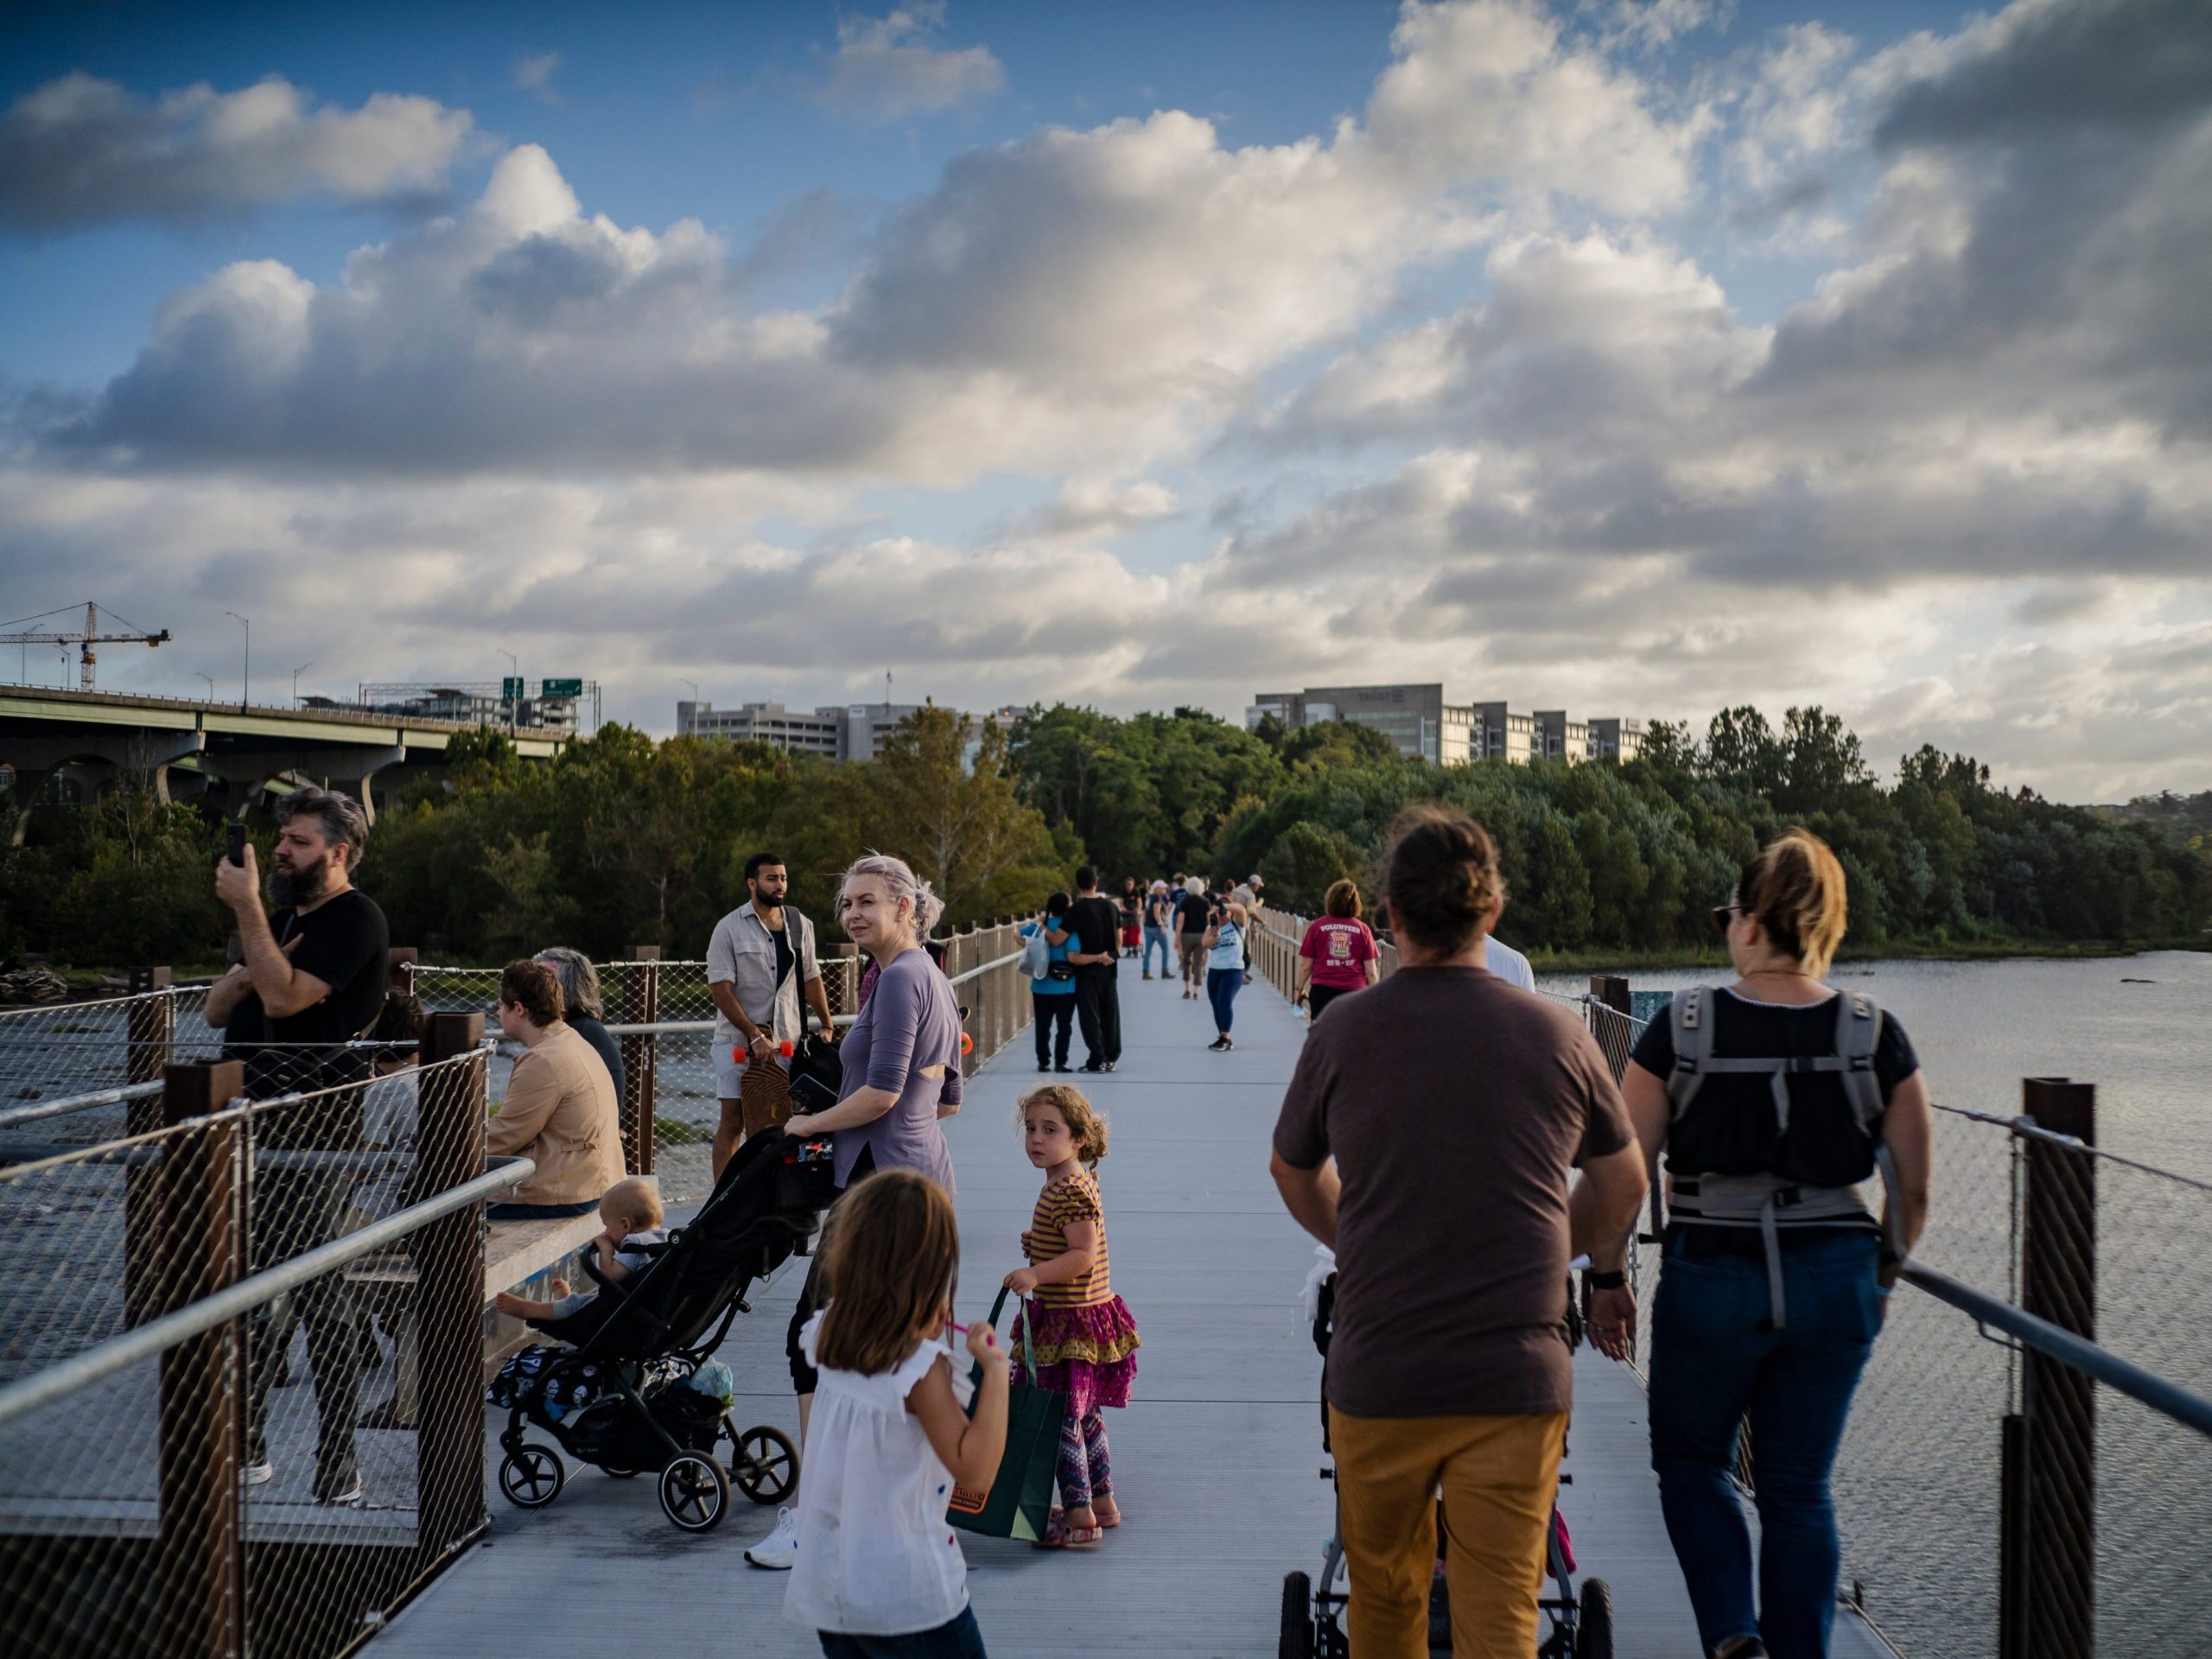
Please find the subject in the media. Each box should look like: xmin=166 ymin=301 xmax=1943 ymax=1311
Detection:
xmin=1469 ymin=702 xmax=1537 ymax=764
xmin=676 ymin=700 xmax=928 ymax=761
xmin=1253 ymin=684 xmax=1644 ymax=766
xmin=1589 ymin=717 xmax=1645 ymax=762
xmin=1249 ymin=684 xmax=1478 ymax=765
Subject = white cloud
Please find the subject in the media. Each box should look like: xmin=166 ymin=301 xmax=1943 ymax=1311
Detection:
xmin=9 ymin=0 xmax=2211 ymax=799
xmin=1596 ymin=0 xmax=1729 ymax=53
xmin=1367 ymin=0 xmax=1710 ymax=214
xmin=47 ymin=4 xmax=1700 ymax=481
xmin=512 ymin=52 xmax=564 ymax=106
xmin=0 ymin=73 xmax=476 ymax=231
xmin=812 ymin=3 xmax=1007 ymax=121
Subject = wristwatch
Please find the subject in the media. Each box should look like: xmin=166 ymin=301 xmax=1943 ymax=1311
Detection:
xmin=1586 ymin=1268 xmax=1626 ymax=1291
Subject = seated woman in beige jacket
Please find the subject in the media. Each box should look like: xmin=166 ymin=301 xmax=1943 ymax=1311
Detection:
xmin=486 ymin=959 xmax=626 ymax=1218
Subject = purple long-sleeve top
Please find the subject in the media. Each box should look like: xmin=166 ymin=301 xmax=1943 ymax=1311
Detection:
xmin=832 ymin=946 xmax=962 ymax=1195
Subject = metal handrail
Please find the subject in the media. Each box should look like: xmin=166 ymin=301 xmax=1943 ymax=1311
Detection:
xmin=1900 ymin=1260 xmax=2212 ymax=1440
xmin=0 ymin=1154 xmax=535 ymax=1429
xmin=0 ymin=1079 xmax=163 ymax=1129
xmin=947 ymin=946 xmax=1027 ymax=988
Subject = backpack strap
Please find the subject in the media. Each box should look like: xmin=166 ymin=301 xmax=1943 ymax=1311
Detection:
xmin=1666 ymin=987 xmax=1716 ymax=1122
xmin=1834 ymin=991 xmax=1885 ymax=1137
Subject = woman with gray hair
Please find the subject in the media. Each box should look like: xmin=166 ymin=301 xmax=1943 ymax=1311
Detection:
xmin=747 ymin=852 xmax=966 ymax=1573
xmin=534 ymin=946 xmax=625 ymax=1104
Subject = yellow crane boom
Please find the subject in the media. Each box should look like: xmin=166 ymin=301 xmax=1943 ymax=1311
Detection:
xmin=0 ymin=601 xmax=173 ymax=691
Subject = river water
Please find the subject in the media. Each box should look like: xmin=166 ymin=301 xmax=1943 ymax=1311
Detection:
xmin=1540 ymin=950 xmax=2212 ymax=1657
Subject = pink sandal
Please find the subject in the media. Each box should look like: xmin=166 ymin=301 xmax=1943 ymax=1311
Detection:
xmin=1048 ymin=1504 xmax=1122 ymax=1529
xmin=1033 ymin=1515 xmax=1104 ymax=1549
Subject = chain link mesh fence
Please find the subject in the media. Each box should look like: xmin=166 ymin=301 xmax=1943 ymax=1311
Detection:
xmin=0 ymin=986 xmax=217 ymax=1145
xmin=0 ymin=1047 xmax=510 ymax=1659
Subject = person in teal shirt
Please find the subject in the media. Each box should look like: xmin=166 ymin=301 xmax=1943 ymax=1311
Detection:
xmin=1023 ymin=893 xmax=1078 ymax=1072
xmin=1204 ymin=900 xmax=1248 ymax=1051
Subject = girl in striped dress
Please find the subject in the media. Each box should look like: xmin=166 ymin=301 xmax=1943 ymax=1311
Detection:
xmin=1003 ymin=1084 xmax=1141 ymax=1549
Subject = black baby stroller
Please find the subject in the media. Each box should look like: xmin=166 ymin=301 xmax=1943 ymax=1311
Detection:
xmin=489 ymin=1110 xmax=842 ymax=1533
xmin=1280 ymin=1270 xmax=1612 ymax=1657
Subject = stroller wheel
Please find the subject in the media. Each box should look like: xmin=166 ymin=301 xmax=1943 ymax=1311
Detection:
xmin=497 ymin=1443 xmax=565 ymax=1510
xmin=1575 ymin=1579 xmax=1613 ymax=1659
xmin=601 ymin=1465 xmax=640 ymax=1479
xmin=658 ymin=1452 xmax=729 ymax=1532
xmin=1279 ymin=1571 xmax=1314 ymax=1659
xmin=728 ymin=1423 xmax=799 ymax=1504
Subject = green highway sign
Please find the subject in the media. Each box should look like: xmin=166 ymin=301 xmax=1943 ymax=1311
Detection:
xmin=501 ymin=677 xmax=524 ymax=700
xmin=541 ymin=677 xmax=584 ymax=698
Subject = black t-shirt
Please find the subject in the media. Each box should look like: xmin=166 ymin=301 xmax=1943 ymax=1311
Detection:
xmin=1066 ymin=895 xmax=1120 ymax=975
xmin=224 ymin=887 xmax=389 ymax=1116
xmin=1175 ymin=890 xmax=1211 ymax=933
xmin=1630 ymin=988 xmax=1919 ymax=1186
xmin=772 ymin=924 xmax=795 ymax=991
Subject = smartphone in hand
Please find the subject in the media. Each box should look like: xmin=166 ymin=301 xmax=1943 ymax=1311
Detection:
xmin=226 ymin=823 xmax=248 ymax=867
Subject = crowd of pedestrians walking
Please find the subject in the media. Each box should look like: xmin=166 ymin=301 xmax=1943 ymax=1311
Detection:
xmin=204 ymin=772 xmax=1923 ymax=1659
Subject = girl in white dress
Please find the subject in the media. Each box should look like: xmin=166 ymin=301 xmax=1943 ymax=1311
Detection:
xmin=784 ymin=1169 xmax=1009 ymax=1657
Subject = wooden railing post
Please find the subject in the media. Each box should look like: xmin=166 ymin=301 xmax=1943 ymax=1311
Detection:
xmin=1589 ymin=974 xmax=1630 ymax=1020
xmin=123 ymin=967 xmax=177 ymax=1328
xmin=2014 ymin=1077 xmax=2097 ymax=1659
xmin=620 ymin=949 xmax=661 ymax=1177
xmin=415 ymin=1014 xmax=488 ymax=1561
xmin=155 ymin=1060 xmax=245 ymax=1659
xmin=988 ymin=923 xmax=1007 ymax=1061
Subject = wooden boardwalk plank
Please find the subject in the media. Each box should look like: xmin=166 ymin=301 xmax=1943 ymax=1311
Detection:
xmin=373 ymin=971 xmax=1887 ymax=1657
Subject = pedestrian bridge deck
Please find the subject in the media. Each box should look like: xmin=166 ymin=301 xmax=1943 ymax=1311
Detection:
xmin=372 ymin=974 xmax=1885 ymax=1658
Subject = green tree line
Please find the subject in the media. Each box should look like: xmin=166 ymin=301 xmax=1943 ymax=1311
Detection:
xmin=3 ymin=701 xmax=2204 ymax=970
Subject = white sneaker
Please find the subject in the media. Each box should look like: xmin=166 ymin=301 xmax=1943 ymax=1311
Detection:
xmin=746 ymin=1503 xmax=800 ymax=1569
xmin=243 ymin=1461 xmax=274 ymax=1487
xmin=318 ymin=1481 xmax=365 ymax=1508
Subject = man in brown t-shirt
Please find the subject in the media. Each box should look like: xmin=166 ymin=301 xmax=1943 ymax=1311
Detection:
xmin=1271 ymin=804 xmax=1646 ymax=1658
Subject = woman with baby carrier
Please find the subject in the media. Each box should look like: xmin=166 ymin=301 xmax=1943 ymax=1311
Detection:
xmin=1576 ymin=829 xmax=1934 ymax=1659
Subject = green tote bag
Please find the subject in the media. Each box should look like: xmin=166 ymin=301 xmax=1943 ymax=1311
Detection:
xmin=947 ymin=1287 xmax=1066 ymax=1542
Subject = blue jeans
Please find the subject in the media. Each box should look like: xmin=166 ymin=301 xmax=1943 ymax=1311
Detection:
xmin=817 ymin=1605 xmax=987 ymax=1657
xmin=1648 ymin=1230 xmax=1883 ymax=1659
xmin=1206 ymin=967 xmax=1242 ymax=1033
xmin=1141 ymin=925 xmax=1171 ymax=976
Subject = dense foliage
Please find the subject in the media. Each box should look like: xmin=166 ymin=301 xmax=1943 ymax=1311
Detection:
xmin=3 ymin=701 xmax=2203 ymax=970
xmin=1007 ymin=702 xmax=2210 ymax=953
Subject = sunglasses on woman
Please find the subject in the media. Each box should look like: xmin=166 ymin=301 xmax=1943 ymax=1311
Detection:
xmin=1710 ymin=903 xmax=1744 ymax=933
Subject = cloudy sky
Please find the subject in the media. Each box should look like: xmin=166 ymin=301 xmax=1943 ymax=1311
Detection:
xmin=3 ymin=0 xmax=2207 ymax=801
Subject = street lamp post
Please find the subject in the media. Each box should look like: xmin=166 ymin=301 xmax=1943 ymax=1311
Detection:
xmin=195 ymin=672 xmax=215 ymax=700
xmin=225 ymin=612 xmax=250 ymax=709
xmin=498 ymin=649 xmax=519 ymax=736
xmin=292 ymin=662 xmax=315 ymax=706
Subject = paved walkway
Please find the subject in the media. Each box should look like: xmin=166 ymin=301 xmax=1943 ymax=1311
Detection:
xmin=373 ymin=970 xmax=1742 ymax=1657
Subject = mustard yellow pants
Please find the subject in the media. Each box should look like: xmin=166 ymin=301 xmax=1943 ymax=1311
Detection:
xmin=1328 ymin=1406 xmax=1568 ymax=1659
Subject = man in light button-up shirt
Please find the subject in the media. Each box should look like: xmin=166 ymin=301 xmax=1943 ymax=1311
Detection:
xmin=707 ymin=852 xmax=834 ymax=1177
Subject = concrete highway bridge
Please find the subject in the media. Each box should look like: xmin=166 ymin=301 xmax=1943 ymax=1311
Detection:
xmin=0 ymin=683 xmax=567 ymax=837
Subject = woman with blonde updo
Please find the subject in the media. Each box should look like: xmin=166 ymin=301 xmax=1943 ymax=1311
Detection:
xmin=751 ymin=851 xmax=967 ymax=1575
xmin=1580 ymin=828 xmax=1934 ymax=1659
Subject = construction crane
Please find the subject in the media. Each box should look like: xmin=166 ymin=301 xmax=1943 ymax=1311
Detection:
xmin=1 ymin=602 xmax=173 ymax=692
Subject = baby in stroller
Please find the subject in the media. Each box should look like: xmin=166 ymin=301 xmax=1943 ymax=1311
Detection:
xmin=493 ymin=1177 xmax=666 ymax=1329
xmin=488 ymin=1126 xmax=842 ymax=1532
